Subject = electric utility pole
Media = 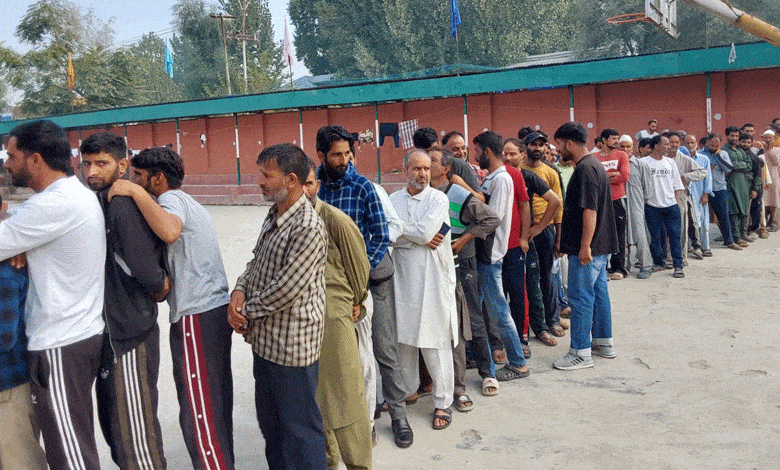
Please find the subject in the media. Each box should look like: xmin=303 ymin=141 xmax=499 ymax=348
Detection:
xmin=234 ymin=0 xmax=258 ymax=94
xmin=210 ymin=12 xmax=236 ymax=95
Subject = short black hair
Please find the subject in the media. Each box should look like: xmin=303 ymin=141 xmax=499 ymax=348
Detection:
xmin=504 ymin=137 xmax=523 ymax=149
xmin=649 ymin=135 xmax=664 ymax=149
xmin=80 ymin=132 xmax=126 ymax=160
xmin=662 ymin=130 xmax=682 ymax=140
xmin=413 ymin=127 xmax=438 ymax=150
xmin=704 ymin=133 xmax=721 ymax=143
xmin=429 ymin=146 xmax=455 ymax=168
xmin=725 ymin=126 xmax=740 ymax=136
xmin=739 ymin=133 xmax=752 ymax=142
xmin=316 ymin=125 xmax=354 ymax=155
xmin=741 ymin=123 xmax=755 ymax=130
xmin=600 ymin=128 xmax=619 ymax=140
xmin=553 ymin=122 xmax=588 ymax=145
xmin=131 ymin=147 xmax=185 ymax=189
xmin=257 ymin=143 xmax=310 ymax=186
xmin=517 ymin=126 xmax=534 ymax=140
xmin=8 ymin=120 xmax=73 ymax=175
xmin=638 ymin=137 xmax=652 ymax=148
xmin=473 ymin=131 xmax=503 ymax=156
xmin=441 ymin=131 xmax=464 ymax=146
xmin=698 ymin=136 xmax=707 ymax=147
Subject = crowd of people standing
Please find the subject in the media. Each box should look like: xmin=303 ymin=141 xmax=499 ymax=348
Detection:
xmin=0 ymin=115 xmax=777 ymax=470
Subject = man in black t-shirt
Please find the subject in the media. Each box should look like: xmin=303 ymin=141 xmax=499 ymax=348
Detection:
xmin=552 ymin=123 xmax=617 ymax=371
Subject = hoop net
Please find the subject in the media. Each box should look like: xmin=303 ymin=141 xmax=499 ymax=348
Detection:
xmin=606 ymin=13 xmax=650 ymax=25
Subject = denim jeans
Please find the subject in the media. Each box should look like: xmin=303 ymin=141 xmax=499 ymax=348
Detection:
xmin=554 ymin=261 xmax=569 ymax=310
xmin=502 ymin=246 xmax=529 ymax=340
xmin=477 ymin=261 xmax=526 ymax=368
xmin=644 ymin=204 xmax=683 ymax=269
xmin=567 ymin=254 xmax=612 ymax=355
xmin=710 ymin=190 xmax=734 ymax=245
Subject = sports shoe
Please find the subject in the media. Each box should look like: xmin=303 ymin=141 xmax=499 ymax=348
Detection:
xmin=691 ymin=248 xmax=704 ymax=260
xmin=637 ymin=268 xmax=652 ymax=279
xmin=673 ymin=267 xmax=685 ymax=278
xmin=591 ymin=344 xmax=616 ymax=358
xmin=553 ymin=353 xmax=594 ymax=371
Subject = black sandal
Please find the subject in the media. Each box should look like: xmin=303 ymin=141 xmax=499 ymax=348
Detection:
xmin=432 ymin=408 xmax=452 ymax=430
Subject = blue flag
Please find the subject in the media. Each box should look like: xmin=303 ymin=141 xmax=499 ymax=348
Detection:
xmin=451 ymin=0 xmax=461 ymax=39
xmin=164 ymin=39 xmax=174 ymax=79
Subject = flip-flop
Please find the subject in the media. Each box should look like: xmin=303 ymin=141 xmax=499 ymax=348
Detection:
xmin=454 ymin=394 xmax=473 ymax=412
xmin=481 ymin=377 xmax=499 ymax=396
xmin=432 ymin=408 xmax=452 ymax=430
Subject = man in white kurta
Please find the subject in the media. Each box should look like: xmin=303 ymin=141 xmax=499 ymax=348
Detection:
xmin=389 ymin=150 xmax=458 ymax=428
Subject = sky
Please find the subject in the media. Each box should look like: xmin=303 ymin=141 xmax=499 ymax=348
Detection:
xmin=0 ymin=0 xmax=310 ymax=78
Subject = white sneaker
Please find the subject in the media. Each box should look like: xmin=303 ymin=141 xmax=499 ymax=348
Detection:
xmin=591 ymin=344 xmax=616 ymax=358
xmin=553 ymin=353 xmax=594 ymax=370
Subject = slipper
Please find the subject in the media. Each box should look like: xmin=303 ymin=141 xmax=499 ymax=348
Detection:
xmin=492 ymin=349 xmax=507 ymax=365
xmin=481 ymin=377 xmax=499 ymax=396
xmin=405 ymin=392 xmax=418 ymax=405
xmin=537 ymin=331 xmax=557 ymax=346
xmin=432 ymin=408 xmax=452 ymax=430
xmin=454 ymin=394 xmax=474 ymax=412
xmin=416 ymin=385 xmax=432 ymax=397
xmin=495 ymin=364 xmax=530 ymax=381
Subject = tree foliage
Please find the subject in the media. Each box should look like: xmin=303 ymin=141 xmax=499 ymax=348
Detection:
xmin=289 ymin=0 xmax=577 ymax=78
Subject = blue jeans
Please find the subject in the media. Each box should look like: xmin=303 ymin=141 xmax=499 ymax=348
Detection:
xmin=554 ymin=267 xmax=569 ymax=310
xmin=644 ymin=204 xmax=683 ymax=269
xmin=477 ymin=261 xmax=526 ymax=368
xmin=710 ymin=190 xmax=734 ymax=245
xmin=567 ymin=254 xmax=612 ymax=354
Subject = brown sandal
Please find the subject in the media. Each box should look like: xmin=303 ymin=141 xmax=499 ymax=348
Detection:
xmin=537 ymin=331 xmax=557 ymax=346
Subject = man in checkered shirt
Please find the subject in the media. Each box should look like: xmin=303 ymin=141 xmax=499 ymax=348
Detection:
xmin=228 ymin=143 xmax=329 ymax=469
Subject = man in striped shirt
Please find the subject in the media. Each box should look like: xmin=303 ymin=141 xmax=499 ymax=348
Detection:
xmin=228 ymin=143 xmax=329 ymax=470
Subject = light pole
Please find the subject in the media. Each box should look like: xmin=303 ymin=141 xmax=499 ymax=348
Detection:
xmin=210 ymin=13 xmax=236 ymax=95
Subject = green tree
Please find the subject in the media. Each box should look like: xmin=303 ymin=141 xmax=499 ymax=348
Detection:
xmin=125 ymin=34 xmax=183 ymax=105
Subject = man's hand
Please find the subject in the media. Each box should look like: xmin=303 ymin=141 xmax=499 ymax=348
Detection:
xmin=700 ymin=194 xmax=709 ymax=206
xmin=750 ymin=190 xmax=758 ymax=200
xmin=107 ymin=179 xmax=138 ymax=202
xmin=519 ymin=238 xmax=529 ymax=253
xmin=528 ymin=225 xmax=542 ymax=240
xmin=427 ymin=233 xmax=444 ymax=250
xmin=579 ymin=245 xmax=592 ymax=265
xmin=608 ymin=172 xmax=619 ymax=183
xmin=449 ymin=174 xmax=466 ymax=188
xmin=352 ymin=305 xmax=361 ymax=322
xmin=451 ymin=238 xmax=465 ymax=254
xmin=10 ymin=253 xmax=26 ymax=270
xmin=227 ymin=290 xmax=248 ymax=334
xmin=152 ymin=276 xmax=171 ymax=302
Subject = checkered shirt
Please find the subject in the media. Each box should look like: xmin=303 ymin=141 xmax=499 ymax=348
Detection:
xmin=0 ymin=261 xmax=29 ymax=392
xmin=235 ymin=194 xmax=328 ymax=367
xmin=317 ymin=163 xmax=390 ymax=269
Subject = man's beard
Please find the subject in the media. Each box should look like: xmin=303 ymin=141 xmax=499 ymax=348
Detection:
xmin=87 ymin=169 xmax=120 ymax=191
xmin=409 ymin=177 xmax=428 ymax=191
xmin=560 ymin=151 xmax=574 ymax=162
xmin=266 ymin=186 xmax=289 ymax=204
xmin=478 ymin=153 xmax=490 ymax=170
xmin=324 ymin=161 xmax=347 ymax=181
xmin=527 ymin=150 xmax=544 ymax=162
xmin=10 ymin=169 xmax=31 ymax=188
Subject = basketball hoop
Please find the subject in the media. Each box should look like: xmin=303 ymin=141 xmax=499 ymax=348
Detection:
xmin=606 ymin=13 xmax=651 ymax=25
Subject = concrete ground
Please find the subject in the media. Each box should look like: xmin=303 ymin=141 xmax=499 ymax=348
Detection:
xmin=94 ymin=204 xmax=780 ymax=469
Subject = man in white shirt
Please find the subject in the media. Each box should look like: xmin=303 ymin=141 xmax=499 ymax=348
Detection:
xmin=0 ymin=120 xmax=106 ymax=470
xmin=389 ymin=149 xmax=458 ymax=431
xmin=635 ymin=119 xmax=660 ymax=142
xmin=641 ymin=135 xmax=686 ymax=278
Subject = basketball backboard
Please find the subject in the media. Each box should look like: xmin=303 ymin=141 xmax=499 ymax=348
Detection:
xmin=646 ymin=0 xmax=679 ymax=38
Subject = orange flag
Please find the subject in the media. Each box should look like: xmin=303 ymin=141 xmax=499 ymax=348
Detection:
xmin=67 ymin=52 xmax=75 ymax=90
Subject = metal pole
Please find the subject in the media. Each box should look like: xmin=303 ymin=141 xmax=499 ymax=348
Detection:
xmin=211 ymin=13 xmax=235 ymax=95
xmin=462 ymin=96 xmax=468 ymax=145
xmin=569 ymin=85 xmax=575 ymax=122
xmin=234 ymin=113 xmax=241 ymax=185
xmin=298 ymin=109 xmax=304 ymax=151
xmin=176 ymin=118 xmax=181 ymax=155
xmin=241 ymin=0 xmax=249 ymax=93
xmin=681 ymin=0 xmax=780 ymax=48
xmin=375 ymin=103 xmax=381 ymax=183
xmin=706 ymin=73 xmax=712 ymax=133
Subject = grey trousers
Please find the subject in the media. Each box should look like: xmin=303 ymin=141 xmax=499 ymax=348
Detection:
xmin=369 ymin=277 xmax=408 ymax=421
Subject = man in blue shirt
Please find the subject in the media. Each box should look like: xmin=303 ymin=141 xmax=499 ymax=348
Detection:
xmin=0 ymin=204 xmax=46 ymax=470
xmin=316 ymin=125 xmax=413 ymax=448
xmin=699 ymin=133 xmax=740 ymax=250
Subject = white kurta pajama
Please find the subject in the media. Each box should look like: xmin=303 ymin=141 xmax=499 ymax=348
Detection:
xmin=389 ymin=185 xmax=458 ymax=410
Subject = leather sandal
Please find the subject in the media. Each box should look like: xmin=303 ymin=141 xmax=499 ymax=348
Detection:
xmin=537 ymin=331 xmax=557 ymax=346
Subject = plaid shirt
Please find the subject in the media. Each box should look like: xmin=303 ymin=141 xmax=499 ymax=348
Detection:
xmin=318 ymin=163 xmax=390 ymax=269
xmin=234 ymin=194 xmax=327 ymax=367
xmin=0 ymin=261 xmax=29 ymax=392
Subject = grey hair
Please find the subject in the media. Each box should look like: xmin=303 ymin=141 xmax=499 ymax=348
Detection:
xmin=403 ymin=149 xmax=430 ymax=168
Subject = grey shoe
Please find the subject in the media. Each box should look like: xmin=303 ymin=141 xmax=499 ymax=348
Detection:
xmin=637 ymin=268 xmax=652 ymax=279
xmin=591 ymin=344 xmax=616 ymax=358
xmin=553 ymin=353 xmax=594 ymax=371
xmin=691 ymin=248 xmax=704 ymax=260
xmin=673 ymin=267 xmax=685 ymax=278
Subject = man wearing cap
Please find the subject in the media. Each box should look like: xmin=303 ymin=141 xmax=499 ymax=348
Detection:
xmin=520 ymin=131 xmax=566 ymax=339
xmin=596 ymin=129 xmax=629 ymax=280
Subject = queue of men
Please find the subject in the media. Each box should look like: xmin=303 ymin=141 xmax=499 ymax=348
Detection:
xmin=0 ymin=115 xmax=774 ymax=470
